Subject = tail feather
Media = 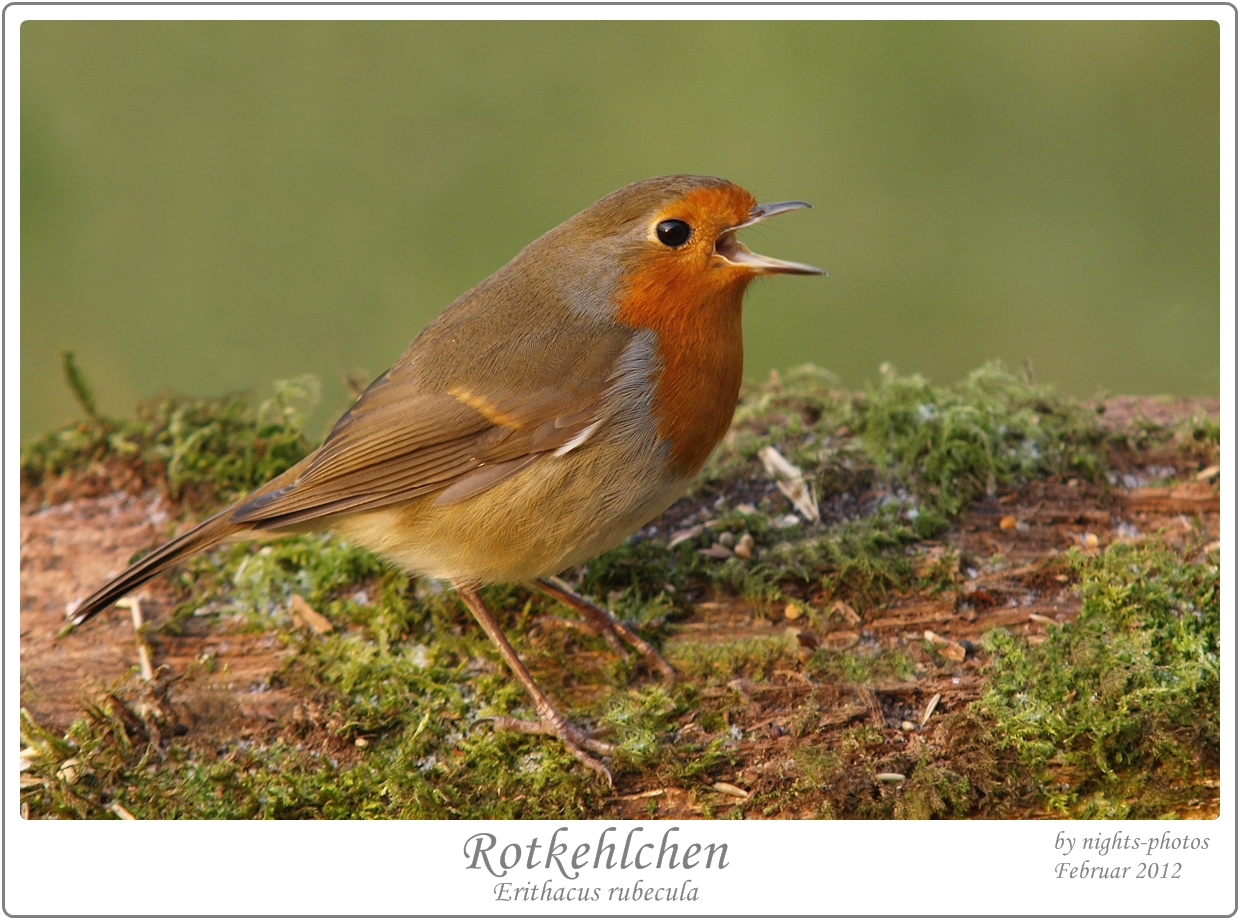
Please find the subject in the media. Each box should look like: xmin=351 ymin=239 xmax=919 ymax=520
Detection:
xmin=64 ymin=509 xmax=243 ymax=631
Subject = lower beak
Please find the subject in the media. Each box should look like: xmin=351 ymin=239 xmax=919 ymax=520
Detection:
xmin=716 ymin=200 xmax=826 ymax=276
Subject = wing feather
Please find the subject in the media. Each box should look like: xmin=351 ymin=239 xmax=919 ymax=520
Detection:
xmin=229 ymin=327 xmax=635 ymax=529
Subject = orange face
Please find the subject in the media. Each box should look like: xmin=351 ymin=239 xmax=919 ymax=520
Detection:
xmin=614 ymin=181 xmax=821 ymax=477
xmin=629 ymin=184 xmax=763 ymax=302
xmin=615 ymin=181 xmax=823 ymax=329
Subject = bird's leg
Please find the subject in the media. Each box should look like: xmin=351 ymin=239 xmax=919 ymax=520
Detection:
xmin=454 ymin=582 xmax=614 ymax=784
xmin=534 ymin=576 xmax=676 ymax=684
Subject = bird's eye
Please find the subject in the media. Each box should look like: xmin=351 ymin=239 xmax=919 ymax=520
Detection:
xmin=656 ymin=219 xmax=692 ymax=247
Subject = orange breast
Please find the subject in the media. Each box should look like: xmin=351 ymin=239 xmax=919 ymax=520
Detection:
xmin=616 ymin=259 xmax=750 ymax=477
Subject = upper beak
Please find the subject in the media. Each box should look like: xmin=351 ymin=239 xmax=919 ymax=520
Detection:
xmin=716 ymin=200 xmax=826 ymax=276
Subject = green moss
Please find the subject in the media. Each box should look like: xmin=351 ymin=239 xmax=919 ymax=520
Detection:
xmin=819 ymin=512 xmax=918 ymax=609
xmin=600 ymin=685 xmax=679 ymax=766
xmin=580 ymin=536 xmax=709 ymax=608
xmin=23 ymin=583 xmax=614 ymax=819
xmin=1105 ymin=404 xmax=1219 ymax=475
xmin=680 ymin=361 xmax=1103 ymax=616
xmin=21 ymin=358 xmax=1211 ymax=820
xmin=22 ymin=359 xmax=316 ymax=510
xmin=701 ymin=361 xmax=1104 ymax=540
xmin=893 ymin=761 xmax=974 ymax=819
xmin=1172 ymin=411 xmax=1221 ymax=461
xmin=701 ymin=364 xmax=851 ymax=483
xmin=667 ymin=634 xmax=796 ymax=684
xmin=847 ymin=362 xmax=1105 ymax=534
xmin=979 ymin=540 xmax=1219 ymax=817
xmin=806 ymin=645 xmax=916 ymax=686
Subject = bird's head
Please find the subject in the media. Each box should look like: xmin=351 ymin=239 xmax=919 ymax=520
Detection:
xmin=559 ymin=175 xmax=823 ymax=312
xmin=553 ymin=175 xmax=823 ymax=336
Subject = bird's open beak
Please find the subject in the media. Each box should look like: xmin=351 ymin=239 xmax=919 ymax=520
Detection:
xmin=716 ymin=200 xmax=826 ymax=276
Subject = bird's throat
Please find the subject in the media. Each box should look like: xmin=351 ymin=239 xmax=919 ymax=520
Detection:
xmin=615 ymin=270 xmax=749 ymax=477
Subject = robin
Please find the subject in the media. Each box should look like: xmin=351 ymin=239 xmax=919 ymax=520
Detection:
xmin=66 ymin=175 xmax=824 ymax=780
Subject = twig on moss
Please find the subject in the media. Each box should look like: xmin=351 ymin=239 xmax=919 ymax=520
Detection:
xmin=116 ymin=597 xmax=154 ymax=682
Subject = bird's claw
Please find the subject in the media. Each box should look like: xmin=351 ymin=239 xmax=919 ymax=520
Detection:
xmin=477 ymin=713 xmax=615 ymax=784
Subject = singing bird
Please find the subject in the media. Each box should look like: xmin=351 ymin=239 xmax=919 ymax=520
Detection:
xmin=67 ymin=175 xmax=824 ymax=780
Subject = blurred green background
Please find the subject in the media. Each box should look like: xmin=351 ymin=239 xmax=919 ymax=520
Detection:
xmin=21 ymin=20 xmax=1220 ymax=443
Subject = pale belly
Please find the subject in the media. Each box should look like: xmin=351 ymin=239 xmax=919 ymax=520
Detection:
xmin=328 ymin=432 xmax=691 ymax=586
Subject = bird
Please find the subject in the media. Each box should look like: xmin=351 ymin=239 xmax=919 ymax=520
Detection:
xmin=65 ymin=175 xmax=824 ymax=781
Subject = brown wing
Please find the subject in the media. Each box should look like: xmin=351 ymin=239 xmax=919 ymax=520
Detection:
xmin=230 ymin=334 xmax=631 ymax=530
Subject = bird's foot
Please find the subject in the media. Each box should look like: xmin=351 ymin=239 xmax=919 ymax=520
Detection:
xmin=455 ymin=582 xmax=615 ymax=784
xmin=480 ymin=711 xmax=615 ymax=783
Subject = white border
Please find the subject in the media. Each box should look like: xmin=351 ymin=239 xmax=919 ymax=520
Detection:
xmin=6 ymin=7 xmax=1235 ymax=918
